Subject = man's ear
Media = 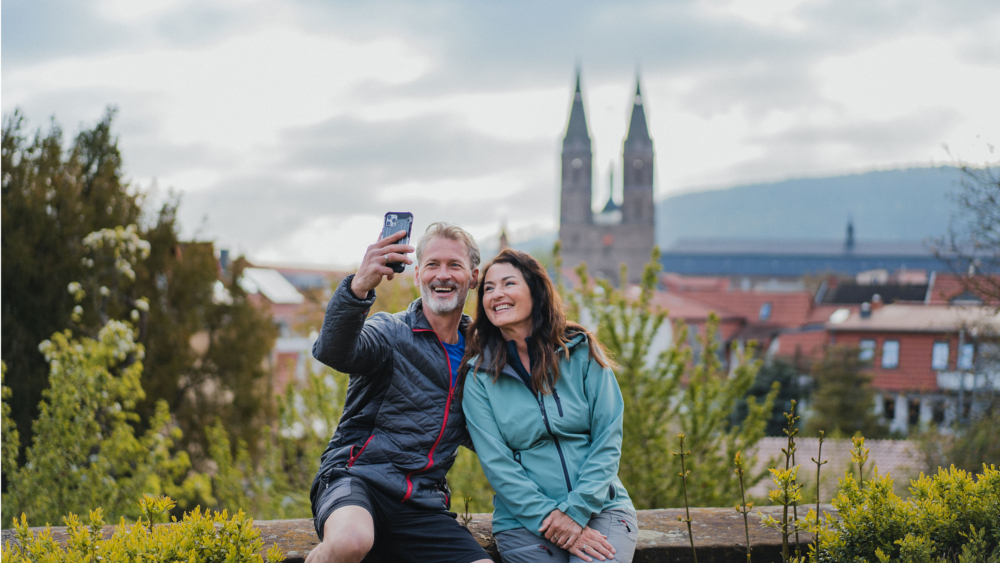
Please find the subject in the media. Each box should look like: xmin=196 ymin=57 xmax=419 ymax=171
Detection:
xmin=469 ymin=268 xmax=480 ymax=290
xmin=413 ymin=266 xmax=421 ymax=287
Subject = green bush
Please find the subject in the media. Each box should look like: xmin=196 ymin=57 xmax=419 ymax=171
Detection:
xmin=2 ymin=495 xmax=283 ymax=563
xmin=810 ymin=464 xmax=1000 ymax=563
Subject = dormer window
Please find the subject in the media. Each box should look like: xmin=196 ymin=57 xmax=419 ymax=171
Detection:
xmin=759 ymin=302 xmax=772 ymax=321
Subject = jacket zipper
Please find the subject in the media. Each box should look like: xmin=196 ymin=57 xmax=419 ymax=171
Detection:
xmin=552 ymin=387 xmax=564 ymax=417
xmin=536 ymin=392 xmax=573 ymax=493
xmin=402 ymin=328 xmax=456 ymax=502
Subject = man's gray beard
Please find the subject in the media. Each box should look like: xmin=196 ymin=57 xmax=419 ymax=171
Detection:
xmin=420 ymin=283 xmax=469 ymax=315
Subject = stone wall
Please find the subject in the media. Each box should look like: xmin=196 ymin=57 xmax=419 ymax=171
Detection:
xmin=9 ymin=506 xmax=835 ymax=563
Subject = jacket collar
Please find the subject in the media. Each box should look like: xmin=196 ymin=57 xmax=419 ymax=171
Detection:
xmin=470 ymin=331 xmax=588 ymax=380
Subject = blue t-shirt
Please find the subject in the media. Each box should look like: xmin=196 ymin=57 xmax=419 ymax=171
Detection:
xmin=441 ymin=331 xmax=465 ymax=388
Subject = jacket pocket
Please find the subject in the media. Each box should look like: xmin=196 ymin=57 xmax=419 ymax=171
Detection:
xmin=347 ymin=435 xmax=374 ymax=468
xmin=609 ymin=483 xmax=617 ymax=501
xmin=552 ymin=388 xmax=564 ymax=417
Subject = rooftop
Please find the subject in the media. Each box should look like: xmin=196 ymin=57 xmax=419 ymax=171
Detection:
xmin=829 ymin=304 xmax=1000 ymax=333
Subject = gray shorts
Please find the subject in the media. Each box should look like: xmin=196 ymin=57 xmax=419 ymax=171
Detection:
xmin=494 ymin=509 xmax=638 ymax=563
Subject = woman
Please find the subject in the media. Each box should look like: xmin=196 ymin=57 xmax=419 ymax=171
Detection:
xmin=460 ymin=249 xmax=637 ymax=563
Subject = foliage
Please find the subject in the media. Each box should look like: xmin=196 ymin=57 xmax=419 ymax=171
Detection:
xmin=558 ymin=245 xmax=777 ymax=509
xmin=2 ymin=109 xmax=144 ymax=451
xmin=1 ymin=321 xmax=206 ymax=526
xmin=933 ymin=161 xmax=1000 ymax=302
xmin=919 ymin=405 xmax=1000 ymax=475
xmin=447 ymin=447 xmax=496 ymax=515
xmin=737 ymin=359 xmax=808 ymax=437
xmin=1 ymin=364 xmax=19 ymax=482
xmin=1 ymin=495 xmax=283 ymax=563
xmin=1 ymin=110 xmax=278 ymax=467
xmin=206 ymin=364 xmax=348 ymax=519
xmin=804 ymin=346 xmax=888 ymax=438
xmin=808 ymin=464 xmax=1000 ymax=563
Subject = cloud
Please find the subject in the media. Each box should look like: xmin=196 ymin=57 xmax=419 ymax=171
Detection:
xmin=176 ymin=113 xmax=558 ymax=263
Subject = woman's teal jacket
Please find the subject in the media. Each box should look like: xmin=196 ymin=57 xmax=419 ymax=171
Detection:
xmin=462 ymin=333 xmax=634 ymax=535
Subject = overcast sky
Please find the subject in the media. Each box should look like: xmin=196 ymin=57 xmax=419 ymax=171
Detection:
xmin=4 ymin=0 xmax=999 ymax=267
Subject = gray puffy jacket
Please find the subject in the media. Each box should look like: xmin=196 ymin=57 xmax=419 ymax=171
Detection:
xmin=309 ymin=275 xmax=471 ymax=514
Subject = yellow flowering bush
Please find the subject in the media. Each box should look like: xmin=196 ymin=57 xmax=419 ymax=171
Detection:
xmin=2 ymin=495 xmax=283 ymax=563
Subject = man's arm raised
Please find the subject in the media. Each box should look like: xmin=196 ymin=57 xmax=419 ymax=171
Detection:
xmin=313 ymin=230 xmax=414 ymax=375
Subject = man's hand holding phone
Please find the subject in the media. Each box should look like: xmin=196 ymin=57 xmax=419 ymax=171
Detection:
xmin=350 ymin=230 xmax=414 ymax=299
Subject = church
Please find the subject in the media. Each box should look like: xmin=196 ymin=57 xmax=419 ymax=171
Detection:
xmin=558 ymin=71 xmax=656 ymax=284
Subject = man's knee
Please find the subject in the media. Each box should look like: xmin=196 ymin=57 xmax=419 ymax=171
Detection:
xmin=317 ymin=505 xmax=374 ymax=563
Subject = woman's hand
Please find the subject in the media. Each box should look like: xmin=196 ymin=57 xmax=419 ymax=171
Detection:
xmin=538 ymin=509 xmax=582 ymax=549
xmin=568 ymin=526 xmax=616 ymax=562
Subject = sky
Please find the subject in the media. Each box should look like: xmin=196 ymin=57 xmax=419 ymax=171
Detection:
xmin=4 ymin=0 xmax=1000 ymax=267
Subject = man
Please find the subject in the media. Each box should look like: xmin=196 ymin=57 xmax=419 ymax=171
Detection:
xmin=306 ymin=223 xmax=493 ymax=563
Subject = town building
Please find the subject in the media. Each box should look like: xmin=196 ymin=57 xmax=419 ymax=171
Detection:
xmin=660 ymin=222 xmax=949 ymax=278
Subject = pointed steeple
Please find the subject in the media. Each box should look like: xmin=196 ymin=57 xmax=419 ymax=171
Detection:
xmin=601 ymin=162 xmax=620 ymax=213
xmin=625 ymin=78 xmax=651 ymax=147
xmin=563 ymin=69 xmax=591 ymax=150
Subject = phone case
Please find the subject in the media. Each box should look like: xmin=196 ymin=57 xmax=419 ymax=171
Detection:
xmin=381 ymin=212 xmax=413 ymax=273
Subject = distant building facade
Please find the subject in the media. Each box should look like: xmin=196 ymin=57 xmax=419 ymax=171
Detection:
xmin=660 ymin=222 xmax=949 ymax=277
xmin=559 ymin=71 xmax=655 ymax=283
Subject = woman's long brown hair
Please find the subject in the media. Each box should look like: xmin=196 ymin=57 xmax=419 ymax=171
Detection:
xmin=459 ymin=249 xmax=614 ymax=395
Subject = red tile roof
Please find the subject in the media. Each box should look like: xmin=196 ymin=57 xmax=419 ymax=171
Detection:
xmin=682 ymin=290 xmax=815 ymax=329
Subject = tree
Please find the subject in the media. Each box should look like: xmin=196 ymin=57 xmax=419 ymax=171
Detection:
xmin=737 ymin=359 xmax=808 ymax=437
xmin=1 ymin=226 xmax=206 ymax=525
xmin=1 ymin=110 xmax=277 ymax=464
xmin=804 ymin=346 xmax=888 ymax=438
xmin=560 ymin=245 xmax=777 ymax=509
xmin=935 ymin=161 xmax=1000 ymax=302
xmin=2 ymin=109 xmax=143 ymax=450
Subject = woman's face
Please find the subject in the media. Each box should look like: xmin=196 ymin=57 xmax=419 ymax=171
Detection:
xmin=482 ymin=262 xmax=533 ymax=338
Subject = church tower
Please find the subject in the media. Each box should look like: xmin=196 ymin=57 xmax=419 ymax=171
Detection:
xmin=557 ymin=70 xmax=656 ymax=284
xmin=560 ymin=71 xmax=593 ymax=236
xmin=622 ymin=78 xmax=654 ymax=225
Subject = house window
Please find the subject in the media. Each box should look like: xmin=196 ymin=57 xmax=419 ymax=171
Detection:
xmin=883 ymin=396 xmax=896 ymax=421
xmin=759 ymin=302 xmax=772 ymax=321
xmin=859 ymin=339 xmax=876 ymax=362
xmin=908 ymin=398 xmax=920 ymax=426
xmin=882 ymin=340 xmax=900 ymax=369
xmin=931 ymin=342 xmax=949 ymax=370
xmin=932 ymin=401 xmax=946 ymax=424
xmin=957 ymin=344 xmax=975 ymax=370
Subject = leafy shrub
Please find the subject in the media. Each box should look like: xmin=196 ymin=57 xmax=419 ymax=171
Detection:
xmin=2 ymin=495 xmax=283 ymax=563
xmin=810 ymin=464 xmax=1000 ymax=563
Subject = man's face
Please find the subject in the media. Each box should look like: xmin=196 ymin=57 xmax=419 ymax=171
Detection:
xmin=414 ymin=237 xmax=478 ymax=316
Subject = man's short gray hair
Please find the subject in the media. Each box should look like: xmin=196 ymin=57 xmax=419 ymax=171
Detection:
xmin=416 ymin=222 xmax=481 ymax=270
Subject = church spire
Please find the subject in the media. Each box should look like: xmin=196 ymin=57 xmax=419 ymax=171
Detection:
xmin=563 ymin=69 xmax=591 ymax=150
xmin=625 ymin=77 xmax=651 ymax=147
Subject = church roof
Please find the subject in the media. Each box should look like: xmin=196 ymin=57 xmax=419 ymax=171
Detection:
xmin=563 ymin=71 xmax=591 ymax=148
xmin=625 ymin=80 xmax=651 ymax=145
xmin=600 ymin=195 xmax=621 ymax=214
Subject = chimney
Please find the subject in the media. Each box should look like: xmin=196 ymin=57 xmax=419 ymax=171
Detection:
xmin=871 ymin=293 xmax=883 ymax=311
xmin=860 ymin=301 xmax=872 ymax=319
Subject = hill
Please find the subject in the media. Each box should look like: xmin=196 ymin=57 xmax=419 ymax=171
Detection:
xmin=656 ymin=167 xmax=963 ymax=248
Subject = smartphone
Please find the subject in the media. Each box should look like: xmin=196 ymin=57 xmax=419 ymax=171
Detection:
xmin=380 ymin=212 xmax=414 ymax=273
